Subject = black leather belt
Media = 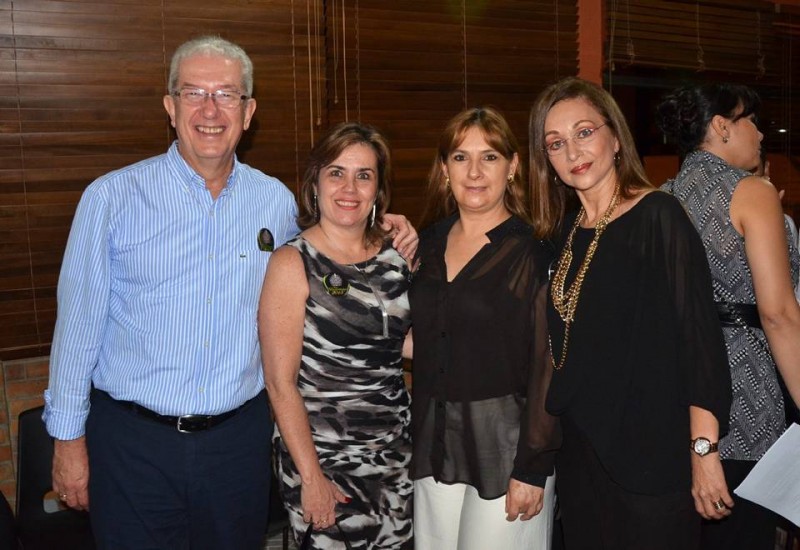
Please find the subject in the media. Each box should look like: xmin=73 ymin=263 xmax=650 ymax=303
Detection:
xmin=715 ymin=301 xmax=762 ymax=330
xmin=97 ymin=389 xmax=258 ymax=433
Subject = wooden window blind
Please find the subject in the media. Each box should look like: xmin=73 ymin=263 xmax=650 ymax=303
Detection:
xmin=607 ymin=0 xmax=781 ymax=77
xmin=0 ymin=0 xmax=318 ymax=359
xmin=324 ymin=0 xmax=578 ymax=216
xmin=0 ymin=0 xmax=578 ymax=359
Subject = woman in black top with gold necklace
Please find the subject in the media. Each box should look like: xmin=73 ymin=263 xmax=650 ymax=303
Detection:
xmin=528 ymin=78 xmax=732 ymax=549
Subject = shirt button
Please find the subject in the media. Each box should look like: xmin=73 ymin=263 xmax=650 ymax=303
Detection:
xmin=204 ymin=341 xmax=209 ymax=348
xmin=207 ymin=298 xmax=212 ymax=304
xmin=208 ymin=253 xmax=214 ymax=260
xmin=199 ymin=387 xmax=205 ymax=393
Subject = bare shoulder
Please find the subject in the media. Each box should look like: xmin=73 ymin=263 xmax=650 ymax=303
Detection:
xmin=732 ymin=175 xmax=781 ymax=214
xmin=731 ymin=175 xmax=784 ymax=234
xmin=735 ymin=174 xmax=778 ymax=199
xmin=268 ymin=245 xmax=303 ymax=271
xmin=264 ymin=245 xmax=308 ymax=296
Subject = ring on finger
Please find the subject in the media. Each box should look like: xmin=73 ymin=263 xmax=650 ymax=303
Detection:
xmin=58 ymin=493 xmax=68 ymax=501
xmin=712 ymin=500 xmax=726 ymax=511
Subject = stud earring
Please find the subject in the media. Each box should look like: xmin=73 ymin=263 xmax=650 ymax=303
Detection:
xmin=507 ymin=174 xmax=514 ymax=183
xmin=722 ymin=136 xmax=729 ymax=143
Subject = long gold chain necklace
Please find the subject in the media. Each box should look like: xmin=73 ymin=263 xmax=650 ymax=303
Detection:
xmin=550 ymin=184 xmax=621 ymax=370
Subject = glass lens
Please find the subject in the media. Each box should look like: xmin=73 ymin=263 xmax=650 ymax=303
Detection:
xmin=178 ymin=88 xmax=243 ymax=108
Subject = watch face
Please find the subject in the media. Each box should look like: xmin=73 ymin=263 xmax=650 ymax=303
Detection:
xmin=693 ymin=438 xmax=711 ymax=455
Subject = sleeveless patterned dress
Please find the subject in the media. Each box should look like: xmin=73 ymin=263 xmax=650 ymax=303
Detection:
xmin=274 ymin=236 xmax=413 ymax=549
xmin=663 ymin=150 xmax=800 ymax=461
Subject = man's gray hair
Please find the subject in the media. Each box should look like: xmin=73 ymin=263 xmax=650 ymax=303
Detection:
xmin=168 ymin=36 xmax=254 ymax=96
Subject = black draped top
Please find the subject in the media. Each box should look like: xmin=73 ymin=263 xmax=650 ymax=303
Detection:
xmin=546 ymin=191 xmax=732 ymax=495
xmin=409 ymin=215 xmax=560 ymax=499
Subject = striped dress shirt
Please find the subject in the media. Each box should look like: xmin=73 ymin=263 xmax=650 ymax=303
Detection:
xmin=44 ymin=142 xmax=299 ymax=440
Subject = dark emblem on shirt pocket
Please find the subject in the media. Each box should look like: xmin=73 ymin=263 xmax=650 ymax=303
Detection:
xmin=257 ymin=228 xmax=274 ymax=252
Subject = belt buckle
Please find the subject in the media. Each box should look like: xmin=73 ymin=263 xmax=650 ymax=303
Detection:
xmin=176 ymin=414 xmax=208 ymax=433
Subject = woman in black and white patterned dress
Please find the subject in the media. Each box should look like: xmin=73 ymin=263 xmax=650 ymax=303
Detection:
xmin=658 ymin=83 xmax=800 ymax=550
xmin=259 ymin=122 xmax=414 ymax=549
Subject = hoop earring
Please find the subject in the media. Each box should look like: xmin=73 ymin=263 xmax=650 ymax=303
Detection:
xmin=369 ymin=203 xmax=376 ymax=228
xmin=313 ymin=193 xmax=319 ymax=220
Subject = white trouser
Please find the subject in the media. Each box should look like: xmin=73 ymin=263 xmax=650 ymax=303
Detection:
xmin=414 ymin=475 xmax=555 ymax=550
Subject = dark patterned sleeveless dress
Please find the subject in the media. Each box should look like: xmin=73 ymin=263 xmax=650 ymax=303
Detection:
xmin=274 ymin=236 xmax=413 ymax=549
xmin=663 ymin=150 xmax=800 ymax=460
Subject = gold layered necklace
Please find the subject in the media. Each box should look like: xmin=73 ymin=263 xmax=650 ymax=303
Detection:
xmin=550 ymin=184 xmax=621 ymax=370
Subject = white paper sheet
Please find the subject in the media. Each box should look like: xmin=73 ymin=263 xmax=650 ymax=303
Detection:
xmin=734 ymin=423 xmax=800 ymax=527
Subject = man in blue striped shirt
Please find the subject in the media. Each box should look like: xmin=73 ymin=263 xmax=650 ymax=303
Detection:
xmin=44 ymin=36 xmax=301 ymax=550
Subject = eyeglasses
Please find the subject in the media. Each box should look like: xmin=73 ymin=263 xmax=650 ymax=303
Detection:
xmin=172 ymin=87 xmax=249 ymax=109
xmin=544 ymin=123 xmax=607 ymax=156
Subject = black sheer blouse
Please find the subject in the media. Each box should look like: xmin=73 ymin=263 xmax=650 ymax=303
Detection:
xmin=546 ymin=191 xmax=732 ymax=495
xmin=409 ymin=215 xmax=560 ymax=499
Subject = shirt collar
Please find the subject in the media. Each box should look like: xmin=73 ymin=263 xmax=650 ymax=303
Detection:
xmin=166 ymin=141 xmax=240 ymax=193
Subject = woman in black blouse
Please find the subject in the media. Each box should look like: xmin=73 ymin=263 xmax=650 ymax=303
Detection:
xmin=528 ymin=77 xmax=732 ymax=549
xmin=408 ymin=107 xmax=558 ymax=550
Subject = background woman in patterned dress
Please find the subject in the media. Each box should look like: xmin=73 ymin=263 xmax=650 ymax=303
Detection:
xmin=259 ymin=122 xmax=414 ymax=549
xmin=658 ymin=83 xmax=800 ymax=550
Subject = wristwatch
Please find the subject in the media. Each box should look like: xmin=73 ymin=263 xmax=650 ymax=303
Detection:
xmin=690 ymin=437 xmax=719 ymax=457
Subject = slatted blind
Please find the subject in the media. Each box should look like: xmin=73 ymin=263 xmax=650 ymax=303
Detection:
xmin=324 ymin=0 xmax=578 ymax=216
xmin=0 ymin=0 xmax=317 ymax=359
xmin=0 ymin=0 xmax=578 ymax=359
xmin=605 ymin=0 xmax=800 ymax=119
xmin=607 ymin=0 xmax=781 ymax=78
xmin=606 ymin=0 xmax=800 ymax=222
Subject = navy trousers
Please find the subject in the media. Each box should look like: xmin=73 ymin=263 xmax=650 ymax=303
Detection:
xmin=86 ymin=389 xmax=272 ymax=550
